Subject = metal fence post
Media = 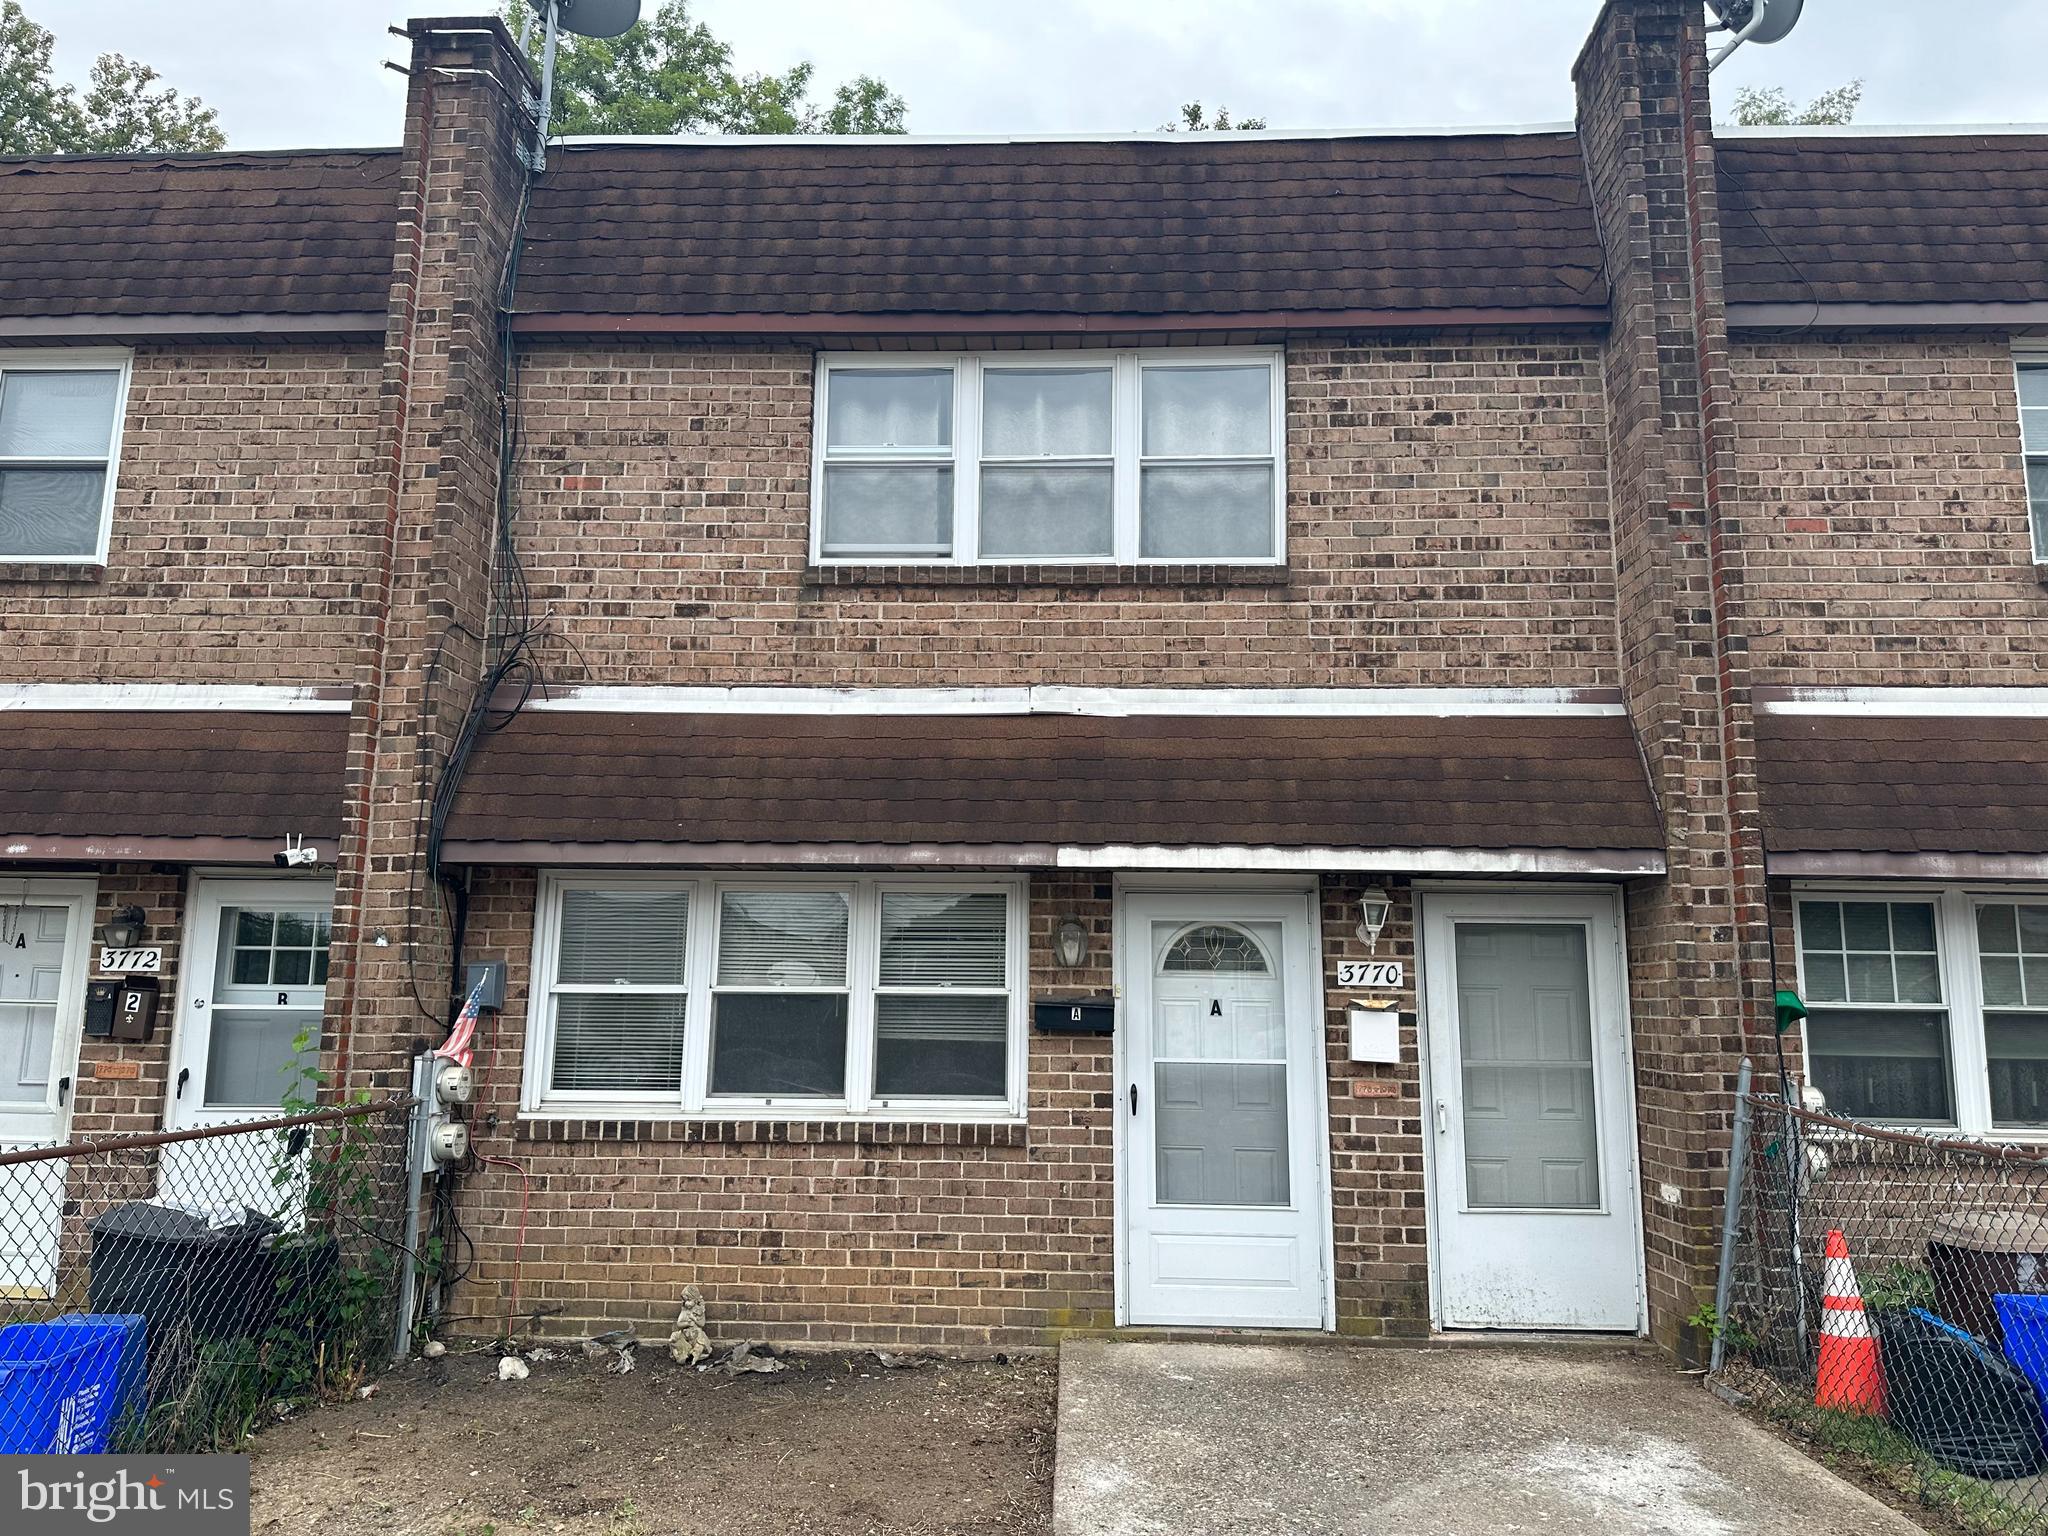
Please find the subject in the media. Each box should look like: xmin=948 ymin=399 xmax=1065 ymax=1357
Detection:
xmin=393 ymin=1053 xmax=433 ymax=1360
xmin=1710 ymin=1056 xmax=1754 ymax=1374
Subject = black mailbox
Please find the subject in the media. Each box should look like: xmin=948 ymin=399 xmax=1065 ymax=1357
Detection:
xmin=84 ymin=980 xmax=120 ymax=1038
xmin=1033 ymin=997 xmax=1115 ymax=1036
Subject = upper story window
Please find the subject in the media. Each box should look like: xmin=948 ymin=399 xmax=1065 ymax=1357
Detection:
xmin=811 ymin=349 xmax=1285 ymax=566
xmin=0 ymin=350 xmax=130 ymax=564
xmin=1795 ymin=889 xmax=2048 ymax=1136
xmin=2020 ymin=360 xmax=2048 ymax=560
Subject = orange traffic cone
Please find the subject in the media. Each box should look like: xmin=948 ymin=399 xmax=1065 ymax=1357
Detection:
xmin=1815 ymin=1228 xmax=1886 ymax=1416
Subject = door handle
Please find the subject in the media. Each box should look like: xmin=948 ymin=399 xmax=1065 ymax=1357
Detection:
xmin=176 ymin=1067 xmax=190 ymax=1099
xmin=1434 ymin=1099 xmax=1448 ymax=1135
xmin=1129 ymin=1083 xmax=1138 ymax=1116
xmin=57 ymin=1076 xmax=70 ymax=1107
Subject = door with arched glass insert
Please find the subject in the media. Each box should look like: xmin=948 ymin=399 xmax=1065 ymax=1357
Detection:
xmin=1122 ymin=891 xmax=1328 ymax=1328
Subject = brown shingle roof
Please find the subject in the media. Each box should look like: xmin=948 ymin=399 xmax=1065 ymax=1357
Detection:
xmin=2 ymin=711 xmax=346 ymax=846
xmin=0 ymin=150 xmax=398 ymax=320
xmin=514 ymin=134 xmax=1610 ymax=321
xmin=442 ymin=710 xmax=1662 ymax=857
xmin=1757 ymin=714 xmax=2048 ymax=858
xmin=1719 ymin=133 xmax=2048 ymax=306
xmin=9 ymin=132 xmax=2046 ymax=328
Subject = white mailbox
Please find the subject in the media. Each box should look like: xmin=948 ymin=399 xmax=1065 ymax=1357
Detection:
xmin=1347 ymin=1002 xmax=1402 ymax=1064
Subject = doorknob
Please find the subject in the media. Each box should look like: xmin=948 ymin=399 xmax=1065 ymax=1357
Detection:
xmin=176 ymin=1067 xmax=190 ymax=1099
xmin=1433 ymin=1099 xmax=1449 ymax=1135
xmin=57 ymin=1076 xmax=70 ymax=1107
xmin=1129 ymin=1083 xmax=1138 ymax=1116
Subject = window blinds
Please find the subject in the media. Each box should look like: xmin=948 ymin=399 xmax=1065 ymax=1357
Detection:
xmin=717 ymin=892 xmax=849 ymax=989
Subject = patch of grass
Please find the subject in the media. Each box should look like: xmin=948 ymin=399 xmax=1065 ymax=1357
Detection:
xmin=1759 ymin=1398 xmax=2041 ymax=1536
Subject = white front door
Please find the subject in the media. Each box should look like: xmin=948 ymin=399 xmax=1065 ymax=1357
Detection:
xmin=1123 ymin=891 xmax=1329 ymax=1328
xmin=162 ymin=876 xmax=334 ymax=1218
xmin=1421 ymin=888 xmax=1642 ymax=1331
xmin=0 ymin=877 xmax=94 ymax=1292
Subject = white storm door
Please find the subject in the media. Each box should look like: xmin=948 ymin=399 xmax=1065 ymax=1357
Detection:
xmin=1422 ymin=889 xmax=1642 ymax=1332
xmin=0 ymin=878 xmax=94 ymax=1293
xmin=1124 ymin=892 xmax=1328 ymax=1329
xmin=162 ymin=876 xmax=334 ymax=1219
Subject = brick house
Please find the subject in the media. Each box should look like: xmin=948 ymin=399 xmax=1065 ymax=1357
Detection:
xmin=2 ymin=0 xmax=2044 ymax=1357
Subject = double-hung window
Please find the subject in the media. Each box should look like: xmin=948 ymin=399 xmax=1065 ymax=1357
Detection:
xmin=813 ymin=349 xmax=1284 ymax=565
xmin=0 ymin=350 xmax=130 ymax=563
xmin=526 ymin=875 xmax=1027 ymax=1119
xmin=1795 ymin=889 xmax=2048 ymax=1135
xmin=2019 ymin=359 xmax=2048 ymax=561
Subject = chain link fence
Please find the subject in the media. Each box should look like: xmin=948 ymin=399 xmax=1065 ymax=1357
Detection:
xmin=0 ymin=1097 xmax=418 ymax=1454
xmin=1716 ymin=1082 xmax=2048 ymax=1533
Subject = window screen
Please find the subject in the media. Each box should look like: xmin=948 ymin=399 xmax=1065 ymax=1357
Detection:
xmin=874 ymin=891 xmax=1009 ymax=1099
xmin=547 ymin=888 xmax=690 ymax=1095
xmin=710 ymin=891 xmax=851 ymax=1096
xmin=1799 ymin=899 xmax=1953 ymax=1124
xmin=0 ymin=367 xmax=123 ymax=560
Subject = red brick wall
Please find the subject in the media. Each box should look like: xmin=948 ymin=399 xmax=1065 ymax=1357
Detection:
xmin=67 ymin=869 xmax=187 ymax=1140
xmin=0 ymin=344 xmax=383 ymax=682
xmin=1319 ymin=876 xmax=1429 ymax=1336
xmin=507 ymin=339 xmax=1618 ymax=689
xmin=1574 ymin=0 xmax=1766 ymax=1360
xmin=445 ymin=869 xmax=1115 ymax=1347
xmin=1728 ymin=335 xmax=2048 ymax=686
xmin=442 ymin=870 xmax=1434 ymax=1347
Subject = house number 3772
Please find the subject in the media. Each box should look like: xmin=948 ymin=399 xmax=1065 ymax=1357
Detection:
xmin=1337 ymin=960 xmax=1403 ymax=989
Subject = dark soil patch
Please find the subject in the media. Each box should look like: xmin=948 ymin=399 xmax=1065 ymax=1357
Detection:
xmin=249 ymin=1347 xmax=1056 ymax=1536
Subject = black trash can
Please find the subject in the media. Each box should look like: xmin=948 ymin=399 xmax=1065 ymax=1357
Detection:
xmin=1876 ymin=1307 xmax=2048 ymax=1481
xmin=87 ymin=1203 xmax=277 ymax=1343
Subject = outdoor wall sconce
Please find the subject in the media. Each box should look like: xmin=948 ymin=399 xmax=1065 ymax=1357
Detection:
xmin=1355 ymin=888 xmax=1392 ymax=953
xmin=1055 ymin=919 xmax=1090 ymax=969
xmin=98 ymin=905 xmax=147 ymax=948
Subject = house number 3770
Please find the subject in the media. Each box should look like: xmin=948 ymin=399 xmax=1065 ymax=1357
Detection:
xmin=1337 ymin=960 xmax=1403 ymax=989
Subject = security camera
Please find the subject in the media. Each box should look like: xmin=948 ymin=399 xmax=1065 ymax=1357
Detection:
xmin=274 ymin=834 xmax=320 ymax=868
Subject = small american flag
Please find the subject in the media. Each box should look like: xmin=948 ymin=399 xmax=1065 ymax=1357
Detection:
xmin=436 ymin=975 xmax=489 ymax=1067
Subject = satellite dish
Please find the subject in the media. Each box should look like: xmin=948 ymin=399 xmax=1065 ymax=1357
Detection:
xmin=1706 ymin=0 xmax=1804 ymax=70
xmin=523 ymin=0 xmax=641 ymax=171
xmin=1742 ymin=0 xmax=1803 ymax=44
xmin=557 ymin=0 xmax=641 ymax=40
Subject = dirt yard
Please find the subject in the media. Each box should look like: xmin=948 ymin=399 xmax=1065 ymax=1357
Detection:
xmin=247 ymin=1346 xmax=1057 ymax=1536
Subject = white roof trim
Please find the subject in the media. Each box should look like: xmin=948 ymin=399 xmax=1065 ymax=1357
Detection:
xmin=555 ymin=123 xmax=1579 ymax=149
xmin=0 ymin=684 xmax=352 ymax=713
xmin=1055 ymin=846 xmax=1665 ymax=876
xmin=1757 ymin=687 xmax=2048 ymax=719
xmin=523 ymin=685 xmax=1627 ymax=719
xmin=1715 ymin=123 xmax=2048 ymax=139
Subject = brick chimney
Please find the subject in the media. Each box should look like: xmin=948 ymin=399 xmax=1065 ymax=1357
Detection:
xmin=325 ymin=18 xmax=538 ymax=1093
xmin=1574 ymin=0 xmax=1774 ymax=1360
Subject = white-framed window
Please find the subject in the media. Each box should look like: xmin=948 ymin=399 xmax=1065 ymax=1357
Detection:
xmin=1794 ymin=886 xmax=2048 ymax=1136
xmin=0 ymin=348 xmax=131 ymax=564
xmin=523 ymin=873 xmax=1029 ymax=1120
xmin=2019 ymin=357 xmax=2048 ymax=561
xmin=810 ymin=348 xmax=1286 ymax=566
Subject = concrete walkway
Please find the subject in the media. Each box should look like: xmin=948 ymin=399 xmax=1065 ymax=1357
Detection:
xmin=1053 ymin=1339 xmax=1923 ymax=1536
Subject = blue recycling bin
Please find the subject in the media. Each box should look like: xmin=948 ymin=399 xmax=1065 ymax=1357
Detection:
xmin=1997 ymin=1294 xmax=2048 ymax=1412
xmin=0 ymin=1315 xmax=148 ymax=1453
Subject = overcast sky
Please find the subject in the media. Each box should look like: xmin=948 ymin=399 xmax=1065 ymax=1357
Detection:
xmin=42 ymin=1 xmax=2048 ymax=150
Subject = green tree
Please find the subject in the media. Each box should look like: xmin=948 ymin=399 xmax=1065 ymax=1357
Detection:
xmin=1728 ymin=79 xmax=1862 ymax=127
xmin=1163 ymin=101 xmax=1268 ymax=131
xmin=504 ymin=0 xmax=905 ymax=136
xmin=0 ymin=1 xmax=222 ymax=154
